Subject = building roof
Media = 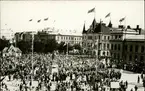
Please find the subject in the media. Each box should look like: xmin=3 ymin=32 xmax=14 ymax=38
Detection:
xmin=125 ymin=35 xmax=145 ymax=41
xmin=86 ymin=22 xmax=110 ymax=34
xmin=2 ymin=44 xmax=22 ymax=53
xmin=82 ymin=23 xmax=87 ymax=34
xmin=83 ymin=18 xmax=111 ymax=34
xmin=110 ymin=27 xmax=139 ymax=35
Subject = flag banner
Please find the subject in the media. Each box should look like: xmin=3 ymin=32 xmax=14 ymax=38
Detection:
xmin=37 ymin=19 xmax=41 ymax=23
xmin=105 ymin=13 xmax=110 ymax=18
xmin=119 ymin=17 xmax=125 ymax=22
xmin=29 ymin=19 xmax=32 ymax=22
xmin=44 ymin=18 xmax=48 ymax=21
xmin=88 ymin=8 xmax=95 ymax=13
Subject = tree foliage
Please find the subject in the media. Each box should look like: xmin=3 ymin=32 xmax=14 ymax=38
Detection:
xmin=17 ymin=39 xmax=58 ymax=53
xmin=0 ymin=38 xmax=9 ymax=51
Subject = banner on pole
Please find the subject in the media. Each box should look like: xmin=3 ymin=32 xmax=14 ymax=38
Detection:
xmin=111 ymin=82 xmax=119 ymax=88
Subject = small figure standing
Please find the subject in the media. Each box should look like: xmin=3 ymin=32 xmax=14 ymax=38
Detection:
xmin=125 ymin=80 xmax=128 ymax=88
xmin=130 ymin=88 xmax=133 ymax=91
xmin=134 ymin=85 xmax=138 ymax=91
xmin=137 ymin=75 xmax=140 ymax=83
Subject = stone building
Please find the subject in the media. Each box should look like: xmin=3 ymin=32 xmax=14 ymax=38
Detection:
xmin=82 ymin=18 xmax=111 ymax=62
xmin=15 ymin=30 xmax=82 ymax=46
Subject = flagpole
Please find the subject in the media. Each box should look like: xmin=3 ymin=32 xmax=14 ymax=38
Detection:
xmin=124 ymin=16 xmax=126 ymax=28
xmin=29 ymin=19 xmax=34 ymax=90
xmin=67 ymin=42 xmax=68 ymax=56
xmin=110 ymin=13 xmax=111 ymax=22
xmin=94 ymin=7 xmax=96 ymax=19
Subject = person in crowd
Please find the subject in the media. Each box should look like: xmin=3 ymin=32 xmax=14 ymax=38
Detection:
xmin=137 ymin=75 xmax=140 ymax=83
xmin=134 ymin=85 xmax=138 ymax=91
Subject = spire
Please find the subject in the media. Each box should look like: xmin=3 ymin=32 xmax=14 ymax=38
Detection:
xmin=108 ymin=20 xmax=112 ymax=28
xmin=82 ymin=22 xmax=86 ymax=34
xmin=92 ymin=18 xmax=97 ymax=29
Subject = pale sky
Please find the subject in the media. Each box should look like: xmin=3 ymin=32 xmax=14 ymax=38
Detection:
xmin=0 ymin=0 xmax=144 ymax=38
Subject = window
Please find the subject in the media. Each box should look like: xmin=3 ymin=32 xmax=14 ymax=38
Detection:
xmin=108 ymin=36 xmax=110 ymax=40
xmin=135 ymin=45 xmax=138 ymax=52
xmin=130 ymin=45 xmax=132 ymax=52
xmin=118 ymin=44 xmax=120 ymax=50
xmin=115 ymin=44 xmax=117 ymax=50
xmin=129 ymin=55 xmax=132 ymax=61
xmin=135 ymin=55 xmax=138 ymax=61
xmin=88 ymin=36 xmax=92 ymax=39
xmin=141 ymin=46 xmax=144 ymax=53
xmin=119 ymin=35 xmax=121 ymax=39
xmin=104 ymin=44 xmax=106 ymax=50
xmin=118 ymin=54 xmax=120 ymax=59
xmin=111 ymin=44 xmax=114 ymax=50
xmin=98 ymin=51 xmax=100 ymax=55
xmin=88 ymin=43 xmax=90 ymax=47
xmin=125 ymin=45 xmax=127 ymax=50
xmin=104 ymin=36 xmax=106 ymax=40
xmin=115 ymin=35 xmax=117 ymax=39
xmin=103 ymin=51 xmax=105 ymax=56
xmin=107 ymin=52 xmax=109 ymax=56
xmin=107 ymin=44 xmax=109 ymax=49
xmin=99 ymin=35 xmax=100 ymax=39
xmin=140 ymin=56 xmax=144 ymax=61
xmin=112 ymin=36 xmax=114 ymax=39
xmin=111 ymin=53 xmax=113 ymax=56
xmin=99 ymin=43 xmax=101 ymax=49
xmin=114 ymin=53 xmax=116 ymax=58
xmin=95 ymin=36 xmax=97 ymax=39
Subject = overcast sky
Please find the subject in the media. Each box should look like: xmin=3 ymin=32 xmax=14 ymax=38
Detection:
xmin=0 ymin=0 xmax=144 ymax=37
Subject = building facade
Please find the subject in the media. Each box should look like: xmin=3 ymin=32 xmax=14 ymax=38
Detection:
xmin=82 ymin=18 xmax=111 ymax=61
xmin=123 ymin=35 xmax=145 ymax=63
xmin=15 ymin=31 xmax=82 ymax=46
xmin=82 ymin=18 xmax=145 ymax=67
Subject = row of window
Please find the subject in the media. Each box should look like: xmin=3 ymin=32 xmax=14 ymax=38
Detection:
xmin=111 ymin=44 xmax=121 ymax=51
xmin=111 ymin=35 xmax=122 ymax=40
xmin=56 ymin=36 xmax=82 ymax=41
xmin=111 ymin=53 xmax=120 ymax=59
xmin=98 ymin=43 xmax=121 ymax=51
xmin=126 ymin=55 xmax=144 ymax=61
xmin=125 ymin=45 xmax=145 ymax=53
xmin=83 ymin=35 xmax=122 ymax=40
xmin=60 ymin=41 xmax=81 ymax=44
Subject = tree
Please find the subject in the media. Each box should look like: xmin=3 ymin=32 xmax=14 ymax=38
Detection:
xmin=63 ymin=43 xmax=73 ymax=54
xmin=44 ymin=39 xmax=58 ymax=53
xmin=73 ymin=44 xmax=82 ymax=50
xmin=34 ymin=41 xmax=45 ymax=53
xmin=143 ymin=77 xmax=145 ymax=89
xmin=17 ymin=40 xmax=31 ymax=53
xmin=57 ymin=42 xmax=65 ymax=53
xmin=0 ymin=38 xmax=9 ymax=51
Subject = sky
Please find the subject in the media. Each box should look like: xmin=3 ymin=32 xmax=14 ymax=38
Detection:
xmin=0 ymin=0 xmax=144 ymax=38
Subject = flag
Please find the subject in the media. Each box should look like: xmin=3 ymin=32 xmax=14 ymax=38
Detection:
xmin=119 ymin=17 xmax=125 ymax=22
xmin=44 ymin=18 xmax=48 ymax=21
xmin=29 ymin=19 xmax=32 ymax=22
xmin=105 ymin=13 xmax=110 ymax=18
xmin=88 ymin=8 xmax=95 ymax=13
xmin=37 ymin=19 xmax=41 ymax=23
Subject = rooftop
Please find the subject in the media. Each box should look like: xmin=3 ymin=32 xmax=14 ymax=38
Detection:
xmin=125 ymin=35 xmax=145 ymax=41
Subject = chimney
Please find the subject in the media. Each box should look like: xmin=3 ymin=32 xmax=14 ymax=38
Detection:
xmin=102 ymin=23 xmax=106 ymax=26
xmin=139 ymin=29 xmax=141 ymax=35
xmin=127 ymin=25 xmax=131 ymax=29
xmin=108 ymin=21 xmax=112 ymax=28
xmin=136 ymin=25 xmax=139 ymax=29
xmin=118 ymin=25 xmax=124 ymax=28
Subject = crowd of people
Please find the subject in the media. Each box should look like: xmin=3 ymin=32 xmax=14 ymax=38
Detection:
xmin=0 ymin=53 xmax=135 ymax=91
